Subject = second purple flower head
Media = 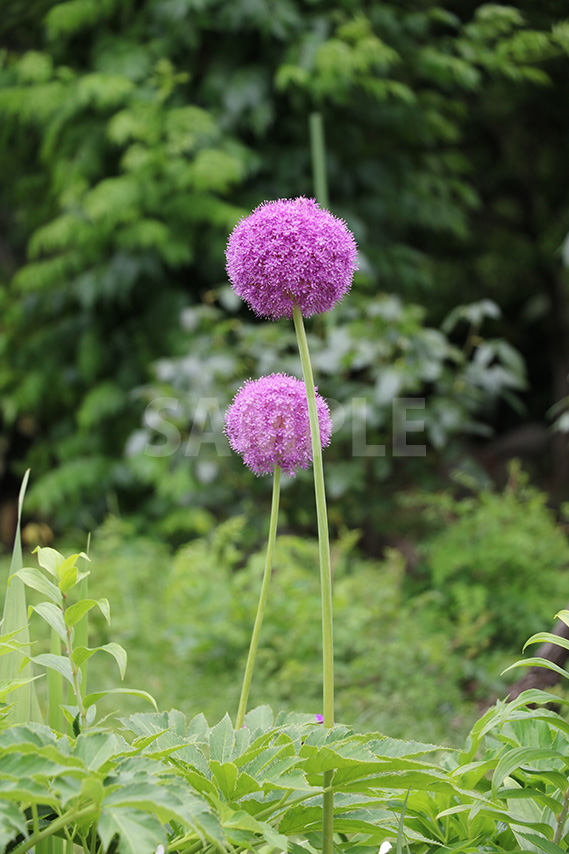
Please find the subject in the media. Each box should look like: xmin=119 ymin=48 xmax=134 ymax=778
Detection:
xmin=226 ymin=197 xmax=357 ymax=320
xmin=224 ymin=373 xmax=332 ymax=476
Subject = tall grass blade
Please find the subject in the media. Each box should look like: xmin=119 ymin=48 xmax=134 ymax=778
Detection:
xmin=0 ymin=470 xmax=42 ymax=723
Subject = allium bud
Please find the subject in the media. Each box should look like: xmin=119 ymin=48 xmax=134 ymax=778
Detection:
xmin=224 ymin=373 xmax=332 ymax=476
xmin=225 ymin=197 xmax=357 ymax=319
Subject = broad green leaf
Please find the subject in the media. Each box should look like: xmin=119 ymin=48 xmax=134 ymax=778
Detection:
xmin=83 ymin=688 xmax=157 ymax=711
xmin=98 ymin=806 xmax=167 ymax=854
xmin=58 ymin=561 xmax=90 ymax=593
xmin=104 ymin=779 xmax=222 ymax=843
xmin=101 ymin=642 xmax=126 ymax=679
xmin=0 ymin=799 xmax=27 ymax=851
xmin=65 ymin=598 xmax=110 ymax=627
xmin=73 ymin=642 xmax=126 ymax=679
xmin=119 ymin=711 xmax=171 ymax=738
xmin=209 ymin=760 xmax=238 ymax=799
xmin=209 ymin=713 xmax=235 ymax=762
xmin=492 ymin=747 xmax=567 ymax=796
xmin=33 ymin=546 xmax=65 ymax=577
xmin=224 ymin=809 xmax=288 ymax=850
xmin=29 ymin=602 xmax=67 ymax=642
xmin=29 ymin=653 xmax=74 ymax=686
xmin=243 ymin=705 xmax=273 ymax=731
xmin=497 ymin=787 xmax=561 ymax=813
xmin=57 ymin=566 xmax=78 ymax=594
xmin=0 ymin=776 xmax=58 ymax=806
xmin=515 ymin=833 xmax=567 ymax=854
xmin=56 ymin=553 xmax=90 ymax=582
xmin=279 ymin=805 xmax=322 ymax=834
xmin=75 ymin=731 xmax=117 ymax=770
xmin=12 ymin=568 xmax=62 ymax=605
xmin=186 ymin=712 xmax=209 ymax=742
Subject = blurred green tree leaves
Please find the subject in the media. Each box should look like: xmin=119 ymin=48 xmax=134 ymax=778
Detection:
xmin=0 ymin=0 xmax=567 ymax=528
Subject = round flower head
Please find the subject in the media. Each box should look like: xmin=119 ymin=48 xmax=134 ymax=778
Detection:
xmin=225 ymin=197 xmax=358 ymax=319
xmin=224 ymin=373 xmax=332 ymax=476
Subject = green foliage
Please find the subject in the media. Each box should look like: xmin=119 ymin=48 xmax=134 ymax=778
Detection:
xmin=3 ymin=498 xmax=569 ymax=851
xmin=6 ymin=543 xmax=157 ymax=731
xmin=1 ymin=1 xmax=567 ymax=528
xmin=3 ymin=688 xmax=569 ymax=852
xmin=58 ymin=516 xmax=473 ymax=744
xmin=411 ymin=463 xmax=569 ymax=655
xmin=126 ymin=292 xmax=526 ymax=543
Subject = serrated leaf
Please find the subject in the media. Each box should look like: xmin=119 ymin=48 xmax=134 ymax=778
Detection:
xmin=186 ymin=712 xmax=209 ymax=743
xmin=12 ymin=568 xmax=62 ymax=605
xmin=209 ymin=760 xmax=238 ymax=799
xmin=209 ymin=713 xmax=235 ymax=763
xmin=0 ymin=776 xmax=59 ymax=806
xmin=243 ymin=705 xmax=273 ymax=731
xmin=0 ymin=799 xmax=27 ymax=851
xmin=98 ymin=806 xmax=167 ymax=854
xmin=29 ymin=602 xmax=66 ymax=642
xmin=65 ymin=598 xmax=110 ymax=627
xmin=225 ymin=809 xmax=288 ymax=850
xmin=75 ymin=731 xmax=117 ymax=770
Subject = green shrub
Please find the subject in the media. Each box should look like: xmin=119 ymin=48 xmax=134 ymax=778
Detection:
xmin=75 ymin=517 xmax=473 ymax=743
xmin=415 ymin=463 xmax=569 ymax=654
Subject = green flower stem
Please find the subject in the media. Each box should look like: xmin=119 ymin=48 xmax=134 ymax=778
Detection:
xmin=292 ymin=304 xmax=334 ymax=854
xmin=10 ymin=807 xmax=97 ymax=854
xmin=309 ymin=112 xmax=329 ymax=210
xmin=236 ymin=465 xmax=281 ymax=729
xmin=63 ymin=595 xmax=87 ymax=728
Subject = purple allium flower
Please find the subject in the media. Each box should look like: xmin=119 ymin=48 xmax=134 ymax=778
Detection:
xmin=225 ymin=197 xmax=358 ymax=319
xmin=224 ymin=373 xmax=332 ymax=476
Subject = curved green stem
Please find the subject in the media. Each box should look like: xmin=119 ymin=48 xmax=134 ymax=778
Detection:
xmin=10 ymin=806 xmax=97 ymax=854
xmin=292 ymin=304 xmax=334 ymax=854
xmin=236 ymin=466 xmax=281 ymax=729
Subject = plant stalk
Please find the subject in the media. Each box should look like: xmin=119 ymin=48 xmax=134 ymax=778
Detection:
xmin=309 ymin=112 xmax=329 ymax=209
xmin=63 ymin=599 xmax=87 ymax=728
xmin=235 ymin=465 xmax=281 ymax=729
xmin=554 ymin=787 xmax=569 ymax=844
xmin=10 ymin=807 xmax=97 ymax=854
xmin=292 ymin=304 xmax=334 ymax=854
